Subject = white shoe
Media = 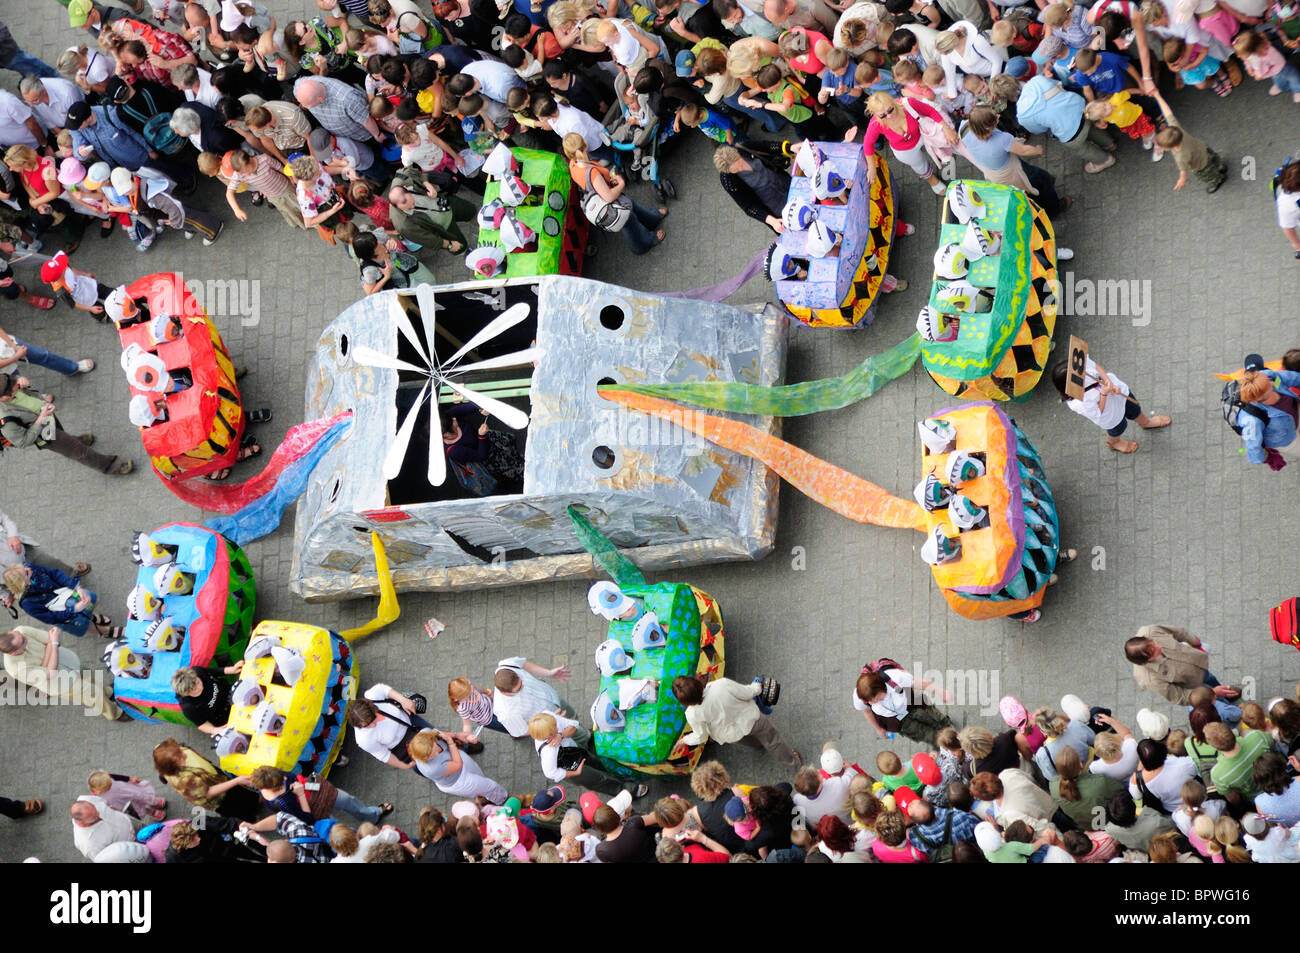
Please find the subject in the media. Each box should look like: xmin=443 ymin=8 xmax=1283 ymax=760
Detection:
xmin=184 ymin=231 xmax=195 ymax=239
xmin=1057 ymin=247 xmax=1074 ymax=261
xmin=203 ymin=237 xmax=217 ymax=246
xmin=76 ymin=359 xmax=95 ymax=373
xmin=1152 ymin=145 xmax=1164 ymax=162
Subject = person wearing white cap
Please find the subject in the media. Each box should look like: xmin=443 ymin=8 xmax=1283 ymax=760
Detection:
xmin=491 ymin=655 xmax=580 ymax=740
xmin=792 ymin=743 xmax=863 ymax=825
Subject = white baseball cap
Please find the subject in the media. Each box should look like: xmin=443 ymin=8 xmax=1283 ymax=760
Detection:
xmin=805 ymin=220 xmax=839 ymax=258
xmin=820 ymin=745 xmax=845 ymax=775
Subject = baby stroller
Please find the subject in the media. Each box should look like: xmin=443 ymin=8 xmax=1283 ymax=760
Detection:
xmin=602 ymin=72 xmax=678 ymax=204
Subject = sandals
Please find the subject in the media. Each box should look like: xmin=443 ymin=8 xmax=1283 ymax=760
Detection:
xmin=25 ymin=294 xmax=55 ymax=311
xmin=251 ymin=192 xmax=266 ymax=207
xmin=442 ymin=239 xmax=466 ymax=254
xmin=247 ymin=407 xmax=272 ymax=425
xmin=92 ymin=613 xmax=112 ymax=628
xmin=99 ymin=219 xmax=114 ymax=238
xmin=22 ymin=799 xmax=43 ymax=816
xmin=207 ymin=467 xmax=233 ymax=481
xmin=74 ymin=562 xmax=92 ymax=576
xmin=239 ymin=434 xmax=262 ymax=461
xmin=1085 ymin=156 xmax=1116 ymax=174
xmin=377 ymin=802 xmax=394 ymax=819
xmin=1212 ymin=76 xmax=1232 ymax=96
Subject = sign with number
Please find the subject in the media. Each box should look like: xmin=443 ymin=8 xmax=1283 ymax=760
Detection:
xmin=1065 ymin=335 xmax=1089 ymax=401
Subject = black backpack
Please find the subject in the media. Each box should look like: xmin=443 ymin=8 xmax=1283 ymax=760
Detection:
xmin=1221 ymin=379 xmax=1269 ymax=436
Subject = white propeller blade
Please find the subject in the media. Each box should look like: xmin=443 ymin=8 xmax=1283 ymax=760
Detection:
xmin=442 ymin=380 xmax=530 ymax=430
xmin=351 ymin=344 xmax=430 ymax=376
xmin=443 ymin=302 xmax=531 ymax=367
xmin=427 ymin=398 xmax=446 ymax=486
xmin=390 ymin=294 xmax=429 ymax=367
xmin=416 ymin=284 xmax=438 ymax=368
xmin=449 ymin=347 xmax=541 ymax=374
xmin=383 ymin=380 xmax=429 ymax=480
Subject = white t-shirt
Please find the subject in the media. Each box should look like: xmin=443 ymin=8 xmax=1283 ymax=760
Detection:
xmin=533 ymin=711 xmax=582 ymax=783
xmin=330 ymin=827 xmax=399 ymax=863
xmin=354 ymin=683 xmax=415 ymax=763
xmin=65 ymin=269 xmax=100 ymax=308
xmin=851 ymin=668 xmax=914 ymax=720
xmin=0 ymin=92 xmax=38 ymax=148
xmin=794 ymin=771 xmax=857 ymax=826
xmin=71 ymin=48 xmax=115 ymax=87
xmin=30 ymin=78 xmax=85 ymax=130
xmin=1172 ymin=798 xmax=1225 ymax=835
xmin=608 ymin=20 xmax=644 ymax=67
xmin=183 ymin=68 xmax=223 ymax=110
xmin=1276 ymin=188 xmax=1300 ymax=231
xmin=1065 ymin=356 xmax=1129 ymax=431
xmin=1089 ymin=736 xmax=1139 ymax=782
xmin=400 ymin=123 xmax=446 ymax=172
xmin=1129 ymin=756 xmax=1200 ymax=813
xmin=551 ymin=102 xmax=605 ymax=153
xmin=492 ymin=657 xmax=561 ymax=737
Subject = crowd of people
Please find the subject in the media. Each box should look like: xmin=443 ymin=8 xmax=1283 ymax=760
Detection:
xmin=0 ymin=0 xmax=1298 ymax=864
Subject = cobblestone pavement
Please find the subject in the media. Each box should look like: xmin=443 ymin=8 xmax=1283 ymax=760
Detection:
xmin=1 ymin=1 xmax=1298 ymax=862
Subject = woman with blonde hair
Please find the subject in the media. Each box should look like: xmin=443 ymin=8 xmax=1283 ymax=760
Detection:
xmin=57 ymin=45 xmax=114 ymax=96
xmin=1032 ymin=707 xmax=1096 ymax=781
xmin=1213 ymin=816 xmax=1253 ymax=863
xmin=1232 ymin=363 xmax=1300 ymax=468
xmin=4 ymin=145 xmax=84 ymax=242
xmin=845 ymin=90 xmax=955 ymax=194
xmin=936 ymin=21 xmax=1007 ymax=98
xmin=725 ymin=35 xmax=781 ymax=82
xmin=407 ymin=728 xmax=509 ymax=802
xmin=561 ymin=131 xmax=666 ymax=254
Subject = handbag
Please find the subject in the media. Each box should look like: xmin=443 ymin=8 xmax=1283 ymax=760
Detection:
xmin=902 ymin=98 xmax=958 ymax=167
xmin=578 ymin=164 xmax=632 ymax=233
xmin=484 ymin=430 xmax=524 ymax=483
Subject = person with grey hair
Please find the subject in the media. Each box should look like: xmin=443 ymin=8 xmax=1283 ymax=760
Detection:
xmin=18 ymin=76 xmax=85 ymax=135
xmin=169 ymin=101 xmax=239 ymax=154
xmin=171 ymin=61 xmax=220 ymax=108
xmin=171 ymin=661 xmax=244 ymax=734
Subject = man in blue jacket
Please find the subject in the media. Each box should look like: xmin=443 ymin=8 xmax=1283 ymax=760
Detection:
xmin=997 ymin=73 xmax=1117 ymax=174
xmin=64 ymin=100 xmax=151 ymax=171
xmin=1234 ymin=354 xmax=1300 ymax=470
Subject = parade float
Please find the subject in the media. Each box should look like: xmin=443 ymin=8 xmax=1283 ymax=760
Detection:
xmin=599 ymin=379 xmax=1063 ymax=620
xmin=104 ymin=523 xmax=255 ymax=724
xmin=113 ymin=273 xmax=245 ymax=483
xmin=215 ymin=620 xmax=357 ymax=779
xmin=468 ymin=146 xmax=588 ymax=280
xmin=288 ymin=276 xmax=786 ymax=599
xmin=918 ymin=181 xmax=1058 ymax=401
xmin=768 ymin=142 xmax=895 ymax=329
xmin=107 ymin=273 xmax=354 ymax=546
xmin=568 ymin=508 xmax=725 ymax=776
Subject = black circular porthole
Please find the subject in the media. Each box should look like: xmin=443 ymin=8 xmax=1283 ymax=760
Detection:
xmin=548 ymin=190 xmax=565 ymax=211
xmin=592 ymin=446 xmax=616 ymax=469
xmin=599 ymin=305 xmax=625 ymax=331
xmin=542 ymin=215 xmax=561 ymax=237
xmin=597 ymin=376 xmax=617 ymax=388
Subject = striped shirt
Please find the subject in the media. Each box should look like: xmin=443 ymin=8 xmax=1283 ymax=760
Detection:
xmin=455 ymin=686 xmax=494 ymax=726
xmin=251 ymin=100 xmax=311 ymax=152
xmin=228 ymin=153 xmax=292 ymax=197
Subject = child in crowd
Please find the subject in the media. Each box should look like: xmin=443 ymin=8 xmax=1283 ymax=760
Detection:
xmin=1162 ymin=37 xmax=1233 ymax=96
xmin=923 ymin=63 xmax=975 ymax=117
xmin=677 ymin=101 xmax=736 ymax=142
xmin=88 ymin=770 xmax=166 ymax=821
xmin=344 ymin=27 xmax=397 ymax=58
xmin=1083 ymin=89 xmax=1163 ymax=155
xmin=893 ymin=59 xmax=932 ymax=100
xmin=856 ymin=61 xmax=901 ymax=97
xmin=818 ymin=46 xmax=865 ymax=120
xmin=1042 ymin=0 xmax=1099 ymax=51
xmin=876 ymin=749 xmax=923 ymax=792
xmin=1233 ymin=29 xmax=1300 ymax=101
xmin=1154 ymin=102 xmax=1225 ymax=191
xmin=1070 ymin=46 xmax=1142 ymax=99
xmin=1266 ymin=0 xmax=1300 ymax=48
xmin=723 ymin=793 xmax=759 ymax=840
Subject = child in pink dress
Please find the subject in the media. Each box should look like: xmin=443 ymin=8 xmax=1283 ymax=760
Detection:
xmin=89 ymin=770 xmax=166 ymax=821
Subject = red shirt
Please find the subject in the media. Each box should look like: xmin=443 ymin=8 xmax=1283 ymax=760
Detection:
xmin=684 ymin=843 xmax=729 ymax=863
